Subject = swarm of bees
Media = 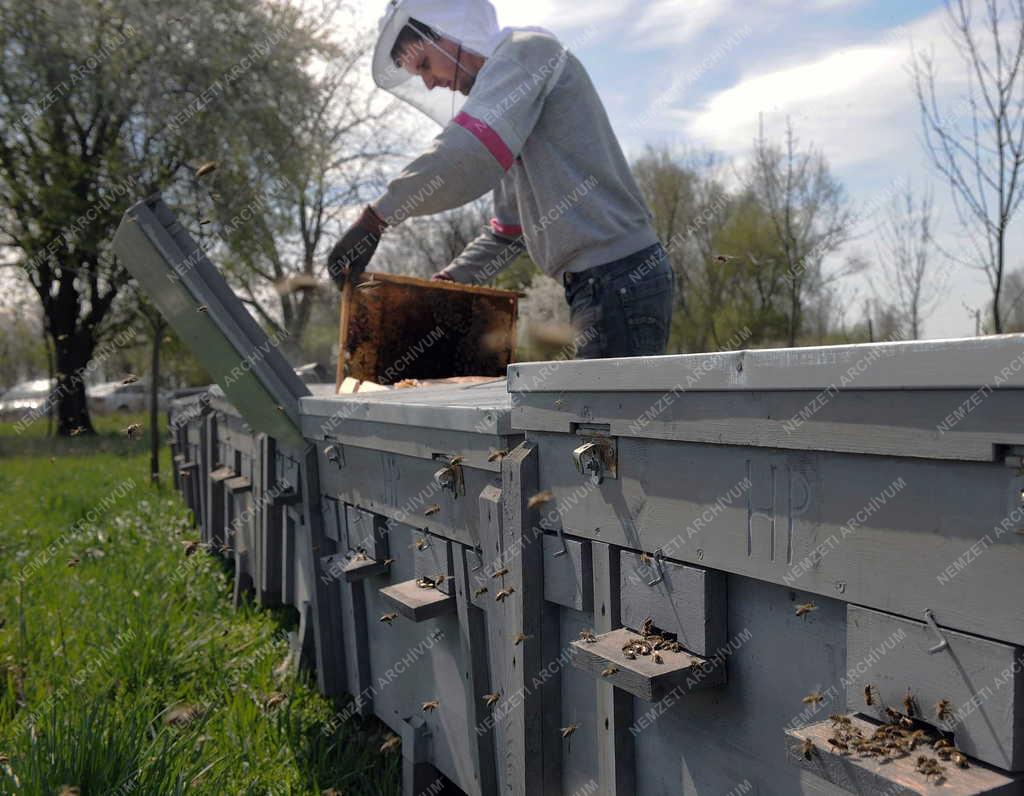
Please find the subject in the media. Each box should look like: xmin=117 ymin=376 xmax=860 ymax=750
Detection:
xmin=618 ymin=617 xmax=685 ymax=662
xmin=820 ymin=704 xmax=969 ymax=783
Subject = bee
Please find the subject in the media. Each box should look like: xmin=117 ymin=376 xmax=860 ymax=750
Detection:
xmin=483 ymin=692 xmax=501 ymax=707
xmin=794 ymin=602 xmax=818 ymax=619
xmin=121 ymin=374 xmax=139 ymax=385
xmin=864 ymin=685 xmax=877 ymax=707
xmin=903 ymin=689 xmax=917 ymax=717
xmin=641 ymin=617 xmax=654 ymax=636
xmin=905 ymin=730 xmax=928 ymax=750
xmin=275 ymin=404 xmax=286 ymax=414
xmin=353 ymin=551 xmax=369 ymax=563
xmin=639 ymin=551 xmax=652 ymax=565
xmin=125 ymin=423 xmax=143 ymax=440
xmin=264 ymin=692 xmax=287 ymax=710
xmin=382 ymin=558 xmax=394 ymax=567
xmin=578 ymin=629 xmax=597 ymax=643
xmin=492 ymin=567 xmax=509 ymax=578
xmin=601 ymin=666 xmax=619 ymax=677
xmin=219 ymin=542 xmax=231 ymax=554
xmin=67 ymin=556 xmax=80 ymax=568
xmin=379 ymin=735 xmax=401 ymax=753
xmin=495 ymin=587 xmax=515 ymax=602
xmin=433 ymin=574 xmax=447 ymax=586
xmin=473 ymin=586 xmax=488 ymax=598
xmin=801 ymin=738 xmax=815 ymax=761
xmin=950 ymin=750 xmax=969 ymax=768
xmin=560 ymin=723 xmax=579 ymax=739
xmin=935 ymin=698 xmax=953 ymax=722
xmin=182 ymin=540 xmax=199 ymax=557
xmin=199 ymin=218 xmax=212 ymax=226
xmin=49 ymin=456 xmax=56 ymax=463
xmin=715 ymin=254 xmax=738 ymax=263
xmin=58 ymin=786 xmax=82 ymax=796
xmin=933 ymin=738 xmax=953 ymax=751
xmin=70 ymin=427 xmax=85 ymax=436
xmin=195 ymin=160 xmax=218 ymax=178
xmin=802 ymin=692 xmax=824 ymax=707
xmin=827 ymin=737 xmax=850 ymax=753
xmin=829 ymin=714 xmax=852 ymax=726
xmin=421 ymin=700 xmax=439 ymax=712
xmin=196 ymin=304 xmax=208 ymax=313
xmin=412 ymin=537 xmax=429 ymax=551
xmin=513 ymin=633 xmax=532 ymax=646
xmin=899 ymin=716 xmax=915 ymax=730
xmin=487 ymin=450 xmax=508 ymax=462
xmin=415 ymin=576 xmax=437 ymax=590
xmin=379 ymin=612 xmax=399 ymax=624
xmin=527 ymin=490 xmax=554 ymax=510
xmin=652 ymin=651 xmax=666 ymax=664
xmin=57 ymin=334 xmax=69 ymax=341
xmin=448 ymin=456 xmax=464 ymax=467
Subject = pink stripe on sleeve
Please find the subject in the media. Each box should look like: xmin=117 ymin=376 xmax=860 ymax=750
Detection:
xmin=454 ymin=112 xmax=515 ymax=171
xmin=490 ymin=218 xmax=523 ymax=238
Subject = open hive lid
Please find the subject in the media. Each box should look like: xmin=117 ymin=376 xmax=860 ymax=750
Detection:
xmin=337 ymin=272 xmax=520 ymax=390
xmin=113 ymin=195 xmax=309 ymax=450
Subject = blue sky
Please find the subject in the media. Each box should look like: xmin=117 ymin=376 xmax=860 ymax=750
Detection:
xmin=360 ymin=0 xmax=1022 ymax=339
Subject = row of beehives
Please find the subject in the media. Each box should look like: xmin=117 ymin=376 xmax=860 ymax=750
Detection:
xmin=166 ymin=345 xmax=1024 ymax=796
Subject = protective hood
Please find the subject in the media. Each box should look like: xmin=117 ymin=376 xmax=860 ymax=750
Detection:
xmin=372 ymin=0 xmax=519 ymax=127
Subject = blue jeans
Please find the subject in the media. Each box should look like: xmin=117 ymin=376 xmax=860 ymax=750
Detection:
xmin=563 ymin=243 xmax=675 ymax=359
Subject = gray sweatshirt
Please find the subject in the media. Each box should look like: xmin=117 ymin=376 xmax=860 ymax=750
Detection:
xmin=372 ymin=30 xmax=658 ymax=284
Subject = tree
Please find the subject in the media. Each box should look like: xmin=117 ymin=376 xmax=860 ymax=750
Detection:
xmin=912 ymin=0 xmax=1024 ymax=333
xmin=0 ymin=0 xmax=326 ymax=434
xmin=874 ymin=184 xmax=944 ymax=339
xmin=749 ymin=121 xmax=853 ymax=346
xmin=375 ymin=198 xmax=494 ymax=279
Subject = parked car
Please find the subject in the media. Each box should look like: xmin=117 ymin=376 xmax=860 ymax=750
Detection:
xmin=87 ymin=380 xmax=167 ymax=414
xmin=0 ymin=378 xmax=55 ymax=420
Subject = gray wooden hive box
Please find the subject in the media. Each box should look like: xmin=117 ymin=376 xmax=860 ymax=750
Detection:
xmin=123 ymin=197 xmax=1024 ymax=796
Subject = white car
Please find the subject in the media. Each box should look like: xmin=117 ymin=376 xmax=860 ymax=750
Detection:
xmin=88 ymin=380 xmax=167 ymax=414
xmin=0 ymin=378 xmax=55 ymax=420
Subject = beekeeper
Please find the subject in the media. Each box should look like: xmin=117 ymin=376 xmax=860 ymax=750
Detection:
xmin=328 ymin=0 xmax=674 ymax=359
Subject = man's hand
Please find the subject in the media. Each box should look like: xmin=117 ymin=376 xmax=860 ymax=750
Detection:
xmin=327 ymin=206 xmax=388 ymax=288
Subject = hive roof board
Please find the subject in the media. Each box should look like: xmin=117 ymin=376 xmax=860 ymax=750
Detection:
xmin=113 ymin=196 xmax=309 ymax=450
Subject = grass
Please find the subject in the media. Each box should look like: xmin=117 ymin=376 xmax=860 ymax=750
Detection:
xmin=0 ymin=413 xmax=401 ymax=795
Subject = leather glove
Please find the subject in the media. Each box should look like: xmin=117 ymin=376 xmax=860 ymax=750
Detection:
xmin=431 ymin=271 xmax=455 ymax=282
xmin=327 ymin=206 xmax=388 ymax=288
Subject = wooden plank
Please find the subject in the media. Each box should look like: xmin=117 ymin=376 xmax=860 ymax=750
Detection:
xmin=454 ymin=544 xmax=499 ymax=796
xmin=300 ymin=447 xmax=347 ymax=699
xmin=475 ymin=484 xmax=510 ymax=794
xmin=506 ymin=335 xmax=1024 ymax=393
xmin=210 ymin=465 xmax=235 ymax=483
xmin=341 ymin=556 xmax=391 ymax=582
xmin=571 ymin=627 xmax=724 ymax=702
xmin=786 ymin=717 xmax=1024 ymax=795
xmin=379 ymin=579 xmax=457 ymax=622
xmin=848 ymin=605 xmax=1024 ymax=771
xmin=341 ymin=578 xmax=373 ymax=717
xmin=345 ymin=505 xmax=389 ymax=561
xmin=542 ymin=534 xmax=592 ymax=612
xmin=268 ymin=488 xmax=302 ymax=507
xmin=619 ymin=552 xmax=727 ymax=658
xmin=499 ymin=443 xmax=554 ymax=795
xmin=259 ymin=435 xmax=282 ymax=605
xmin=225 ymin=475 xmax=251 ymax=493
xmin=592 ymin=542 xmax=635 ymax=795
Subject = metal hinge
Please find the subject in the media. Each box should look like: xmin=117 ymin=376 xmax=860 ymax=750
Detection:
xmin=572 ymin=434 xmax=617 ymax=486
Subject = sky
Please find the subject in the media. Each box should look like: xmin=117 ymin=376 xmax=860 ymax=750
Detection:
xmin=356 ymin=0 xmax=1024 ymax=339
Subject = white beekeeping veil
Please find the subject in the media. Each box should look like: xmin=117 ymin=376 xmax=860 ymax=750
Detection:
xmin=372 ymin=0 xmax=507 ymax=127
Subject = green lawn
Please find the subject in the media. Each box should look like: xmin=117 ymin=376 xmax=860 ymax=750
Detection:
xmin=0 ymin=413 xmax=400 ymax=795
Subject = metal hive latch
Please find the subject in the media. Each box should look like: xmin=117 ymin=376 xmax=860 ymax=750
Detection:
xmin=434 ymin=456 xmax=465 ymax=498
xmin=646 ymin=549 xmax=666 ymax=587
xmin=923 ymin=609 xmax=949 ymax=654
xmin=573 ymin=438 xmax=617 ymax=486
